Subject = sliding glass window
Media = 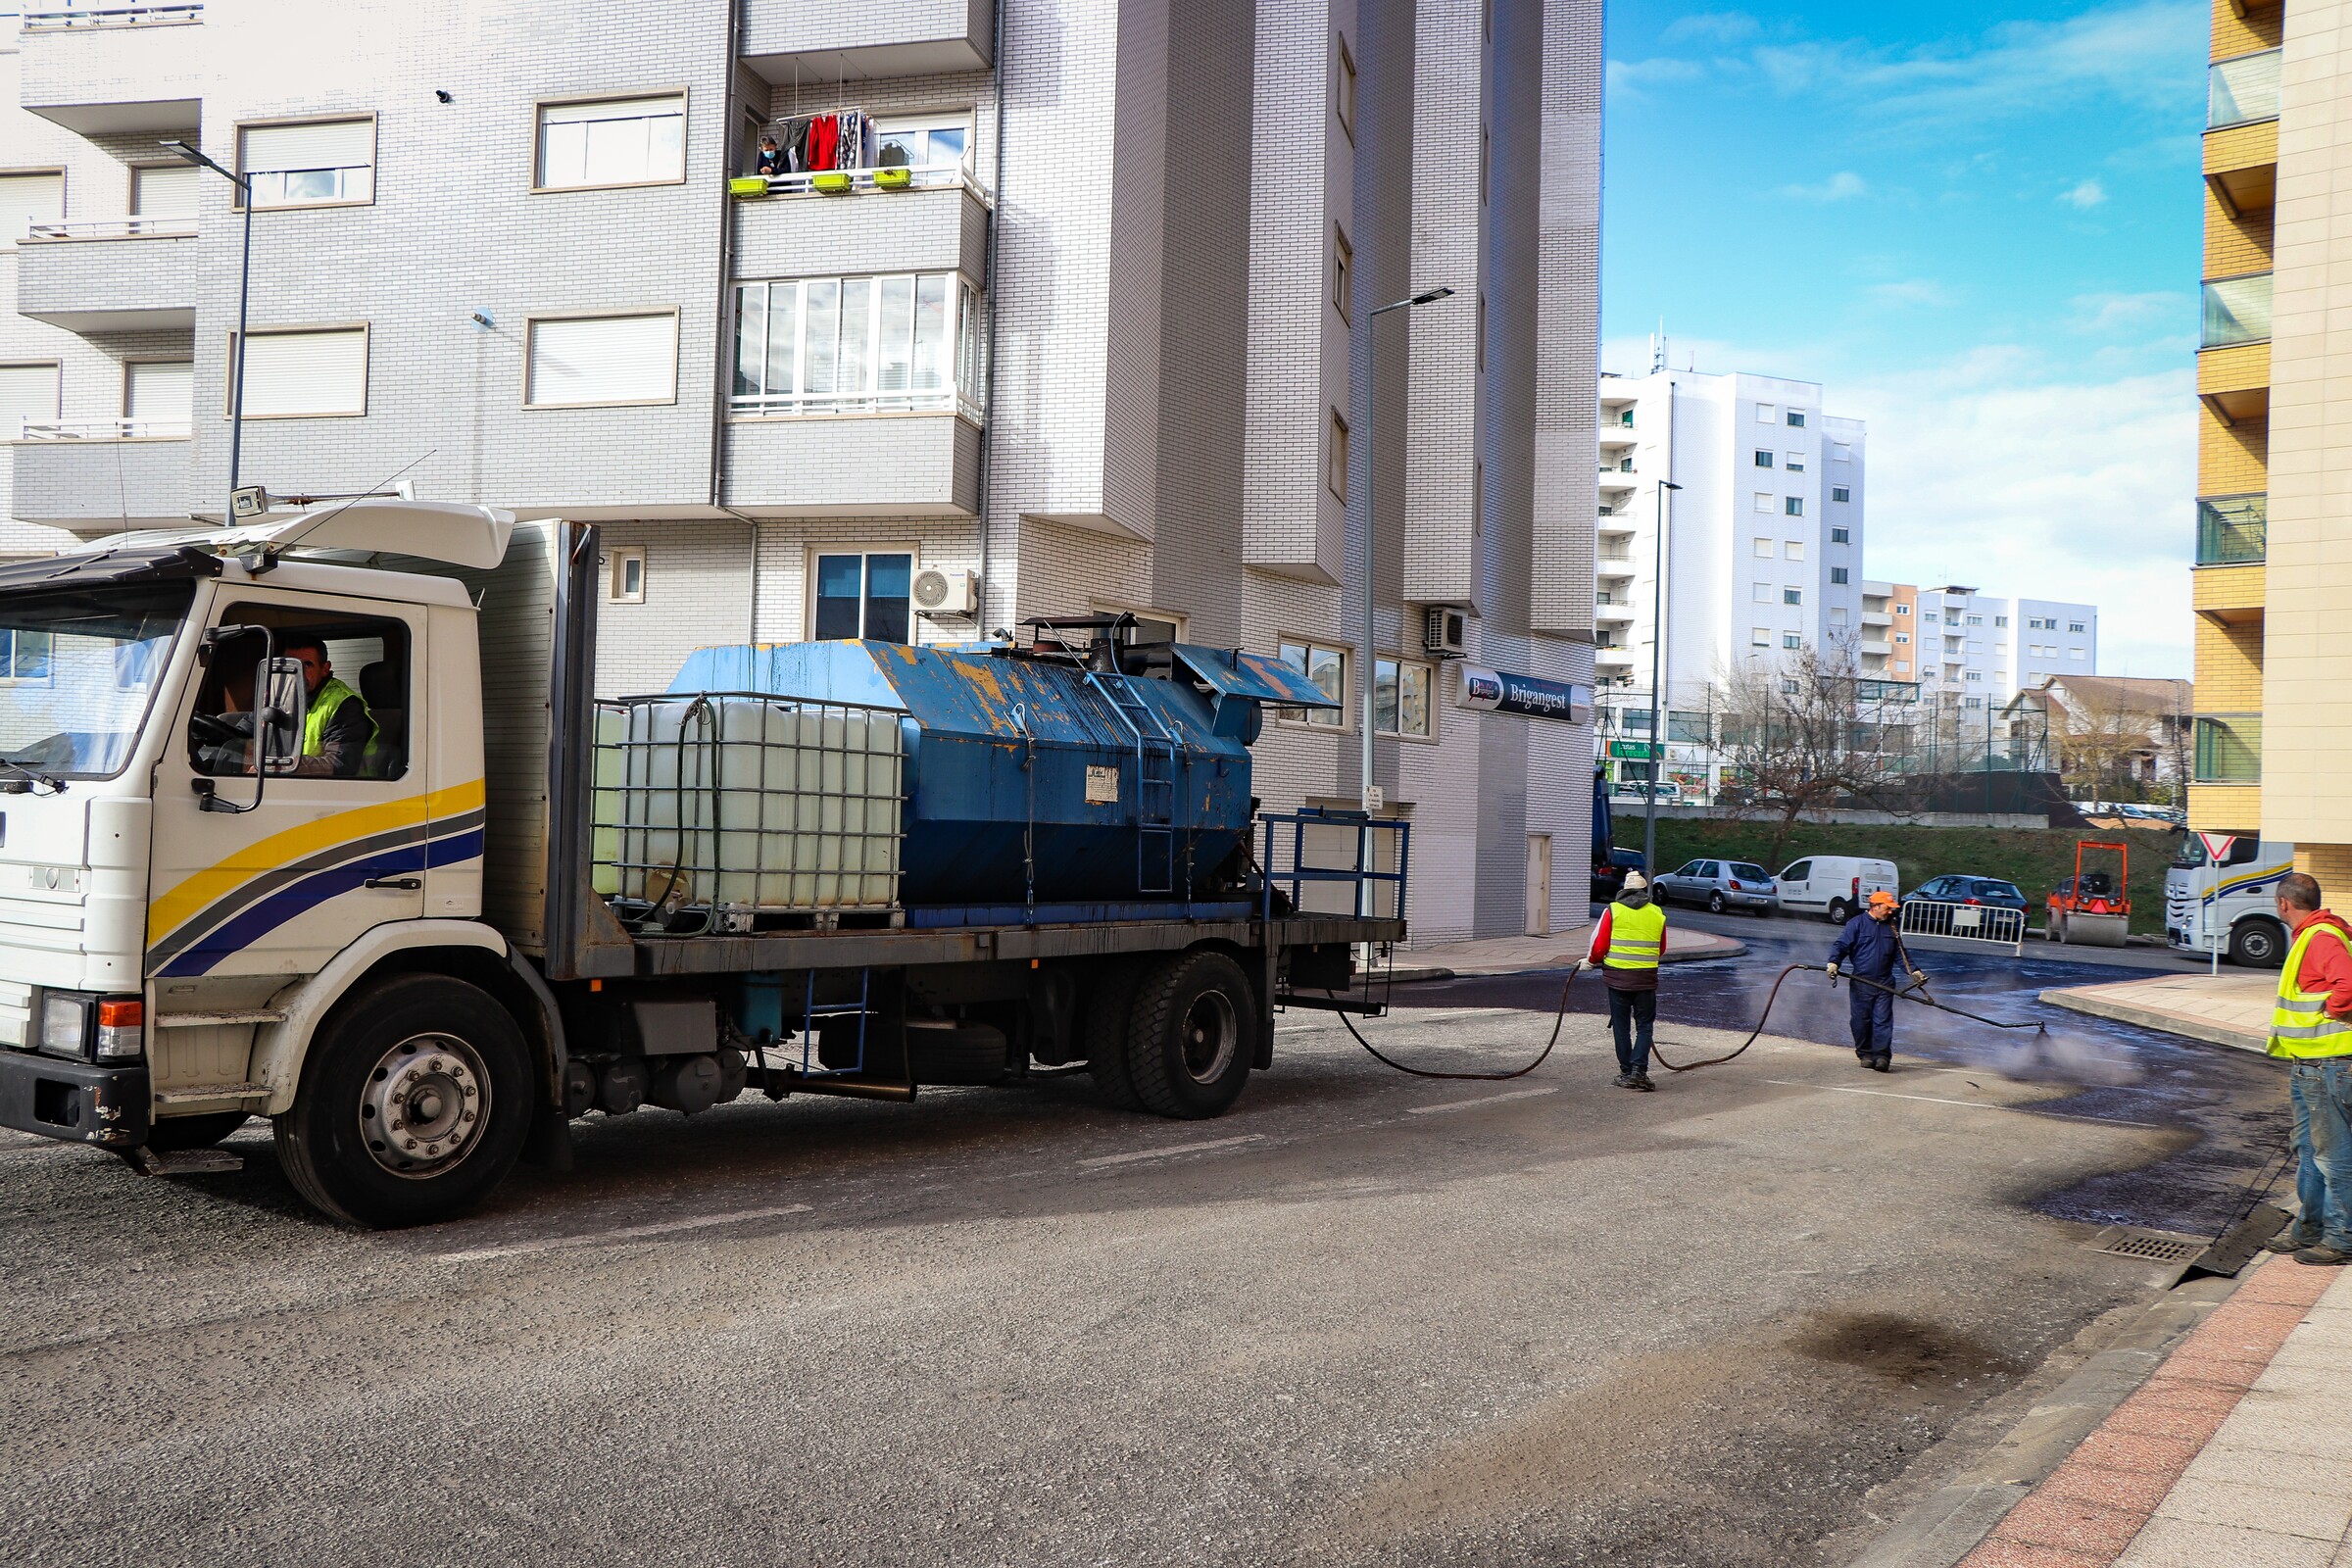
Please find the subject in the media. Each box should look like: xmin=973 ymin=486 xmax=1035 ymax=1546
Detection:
xmin=732 ymin=274 xmax=983 ymax=416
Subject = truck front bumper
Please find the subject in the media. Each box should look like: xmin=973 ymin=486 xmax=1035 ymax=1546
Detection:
xmin=0 ymin=1049 xmax=147 ymax=1149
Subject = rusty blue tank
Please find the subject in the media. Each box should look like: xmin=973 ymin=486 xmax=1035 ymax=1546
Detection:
xmin=667 ymin=624 xmax=1335 ymax=919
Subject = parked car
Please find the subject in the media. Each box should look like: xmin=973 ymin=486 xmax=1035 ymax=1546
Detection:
xmin=1610 ymin=780 xmax=1682 ymax=806
xmin=1903 ymin=874 xmax=2029 ymax=913
xmin=1592 ymin=847 xmax=1646 ymax=904
xmin=1775 ymin=856 xmax=1900 ymax=924
xmin=1654 ymin=858 xmax=1779 ymax=914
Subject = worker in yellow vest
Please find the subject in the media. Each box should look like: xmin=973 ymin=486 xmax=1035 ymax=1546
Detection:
xmin=1582 ymin=870 xmax=1665 ymax=1091
xmin=2263 ymin=872 xmax=2352 ymax=1266
xmin=282 ymin=637 xmax=378 ymax=779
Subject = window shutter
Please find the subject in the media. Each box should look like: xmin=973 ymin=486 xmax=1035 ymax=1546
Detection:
xmin=126 ymin=362 xmax=194 ymax=424
xmin=237 ymin=328 xmax=368 ymax=416
xmin=540 ymin=95 xmax=684 ymax=126
xmin=0 ymin=172 xmax=64 ymax=243
xmin=0 ymin=365 xmax=60 ymax=438
xmin=131 ymin=164 xmax=199 ymax=219
xmin=241 ymin=120 xmax=372 ymax=173
xmin=528 ymin=314 xmax=678 ymax=406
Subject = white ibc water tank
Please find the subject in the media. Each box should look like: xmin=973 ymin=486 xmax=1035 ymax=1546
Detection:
xmin=596 ymin=697 xmax=905 ymax=914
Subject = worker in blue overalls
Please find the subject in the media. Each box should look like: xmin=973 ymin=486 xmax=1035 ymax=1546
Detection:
xmin=1826 ymin=890 xmax=1927 ymax=1072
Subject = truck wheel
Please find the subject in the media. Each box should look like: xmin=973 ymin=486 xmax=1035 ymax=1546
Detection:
xmin=1086 ymin=963 xmax=1144 ymax=1111
xmin=273 ymin=974 xmax=531 ymax=1229
xmin=1124 ymin=951 xmax=1256 ymax=1119
xmin=2230 ymin=919 xmax=2287 ymax=969
xmin=1827 ymin=898 xmax=1851 ymax=925
xmin=144 ymin=1111 xmax=249 ymax=1152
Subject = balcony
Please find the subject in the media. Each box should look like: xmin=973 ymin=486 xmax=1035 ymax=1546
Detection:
xmin=2197 ymin=494 xmax=2266 ymax=564
xmin=1860 ymin=639 xmax=1891 ymax=657
xmin=2202 ymin=273 xmax=2271 ymax=350
xmin=9 ymin=423 xmax=191 ymax=530
xmin=733 ymin=168 xmax=988 ymax=287
xmin=1594 ymin=603 xmax=1636 ymax=626
xmin=17 ymin=5 xmax=202 ymax=135
xmin=2206 ymin=117 xmax=2278 ymax=218
xmin=740 ymin=0 xmax=991 ymax=81
xmin=722 ymin=414 xmax=979 ymax=518
xmin=15 ymin=221 xmax=196 ymax=331
xmin=1861 ymin=609 xmax=1891 ymax=626
xmin=1596 ymin=514 xmax=1636 ymax=534
xmin=2209 ymin=49 xmax=2279 ymax=130
xmin=2194 ymin=714 xmax=2262 ymax=784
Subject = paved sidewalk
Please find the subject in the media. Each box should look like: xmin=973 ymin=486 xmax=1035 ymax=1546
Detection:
xmin=1396 ymin=923 xmax=1745 ymax=980
xmin=1953 ymin=1255 xmax=2352 ymax=1568
xmin=2039 ymin=972 xmax=2274 ymax=1054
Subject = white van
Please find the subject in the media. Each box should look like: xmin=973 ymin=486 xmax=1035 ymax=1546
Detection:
xmin=1776 ymin=856 xmax=1900 ymax=923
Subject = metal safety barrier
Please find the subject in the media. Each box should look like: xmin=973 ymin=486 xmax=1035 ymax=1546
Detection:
xmin=1898 ymin=897 xmax=2026 ymax=956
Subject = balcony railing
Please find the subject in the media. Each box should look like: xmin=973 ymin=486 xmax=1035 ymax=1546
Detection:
xmin=736 ymin=163 xmax=991 ymax=205
xmin=24 ymin=217 xmax=194 ymax=240
xmin=2197 ymin=494 xmax=2267 ymax=564
xmin=20 ymin=1 xmax=201 ymax=26
xmin=18 ymin=417 xmax=189 ymax=440
xmin=2210 ymin=49 xmax=2280 ymax=129
xmin=727 ymin=388 xmax=982 ymax=421
xmin=2193 ymin=714 xmax=2262 ymax=783
xmin=2202 ymin=273 xmax=2272 ymax=349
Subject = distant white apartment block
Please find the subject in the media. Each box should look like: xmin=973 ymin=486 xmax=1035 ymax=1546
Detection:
xmin=1913 ymin=587 xmax=2097 ymax=711
xmin=0 ymin=0 xmax=1605 ymax=942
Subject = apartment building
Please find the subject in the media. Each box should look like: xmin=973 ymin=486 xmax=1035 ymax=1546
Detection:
xmin=2190 ymin=0 xmax=2352 ymax=896
xmin=0 ymin=0 xmax=1605 ymax=942
xmin=1858 ymin=579 xmax=1916 ymax=681
xmin=1910 ymin=588 xmax=2097 ymax=713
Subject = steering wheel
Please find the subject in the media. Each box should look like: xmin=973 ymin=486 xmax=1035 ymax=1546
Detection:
xmin=188 ymin=711 xmax=240 ymax=744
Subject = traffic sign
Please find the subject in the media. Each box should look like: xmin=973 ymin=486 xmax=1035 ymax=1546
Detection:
xmin=2198 ymin=831 xmax=2237 ymax=862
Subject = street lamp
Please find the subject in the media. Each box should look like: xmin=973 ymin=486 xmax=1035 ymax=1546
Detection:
xmin=1644 ymin=476 xmax=1684 ymax=874
xmin=1360 ymin=285 xmax=1455 ymax=813
xmin=163 ymin=138 xmax=253 ymax=524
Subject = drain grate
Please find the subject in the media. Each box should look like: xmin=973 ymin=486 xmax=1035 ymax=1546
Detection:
xmin=2089 ymin=1226 xmax=2206 ymax=1264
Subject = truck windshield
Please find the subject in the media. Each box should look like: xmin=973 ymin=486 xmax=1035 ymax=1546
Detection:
xmin=0 ymin=582 xmax=193 ymax=779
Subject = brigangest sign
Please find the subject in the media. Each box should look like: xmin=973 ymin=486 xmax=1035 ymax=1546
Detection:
xmin=1456 ymin=664 xmax=1592 ymax=723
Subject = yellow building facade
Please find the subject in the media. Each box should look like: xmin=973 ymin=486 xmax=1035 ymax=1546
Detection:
xmin=2193 ymin=0 xmax=2352 ymax=893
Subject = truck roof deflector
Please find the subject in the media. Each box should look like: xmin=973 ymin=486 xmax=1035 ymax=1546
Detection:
xmin=216 ymin=501 xmax=518 ymax=570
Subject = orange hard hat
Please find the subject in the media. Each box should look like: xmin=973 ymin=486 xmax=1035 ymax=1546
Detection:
xmin=1868 ymin=890 xmax=1898 ymax=911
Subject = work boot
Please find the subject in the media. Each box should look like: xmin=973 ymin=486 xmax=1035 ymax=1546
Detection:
xmin=1612 ymin=1071 xmax=1635 ymax=1089
xmin=2293 ymin=1244 xmax=2352 ymax=1267
xmin=1871 ymin=1054 xmax=1891 ymax=1072
xmin=2265 ymin=1227 xmax=2323 ymax=1254
xmin=1629 ymin=1072 xmax=1656 ymax=1092
xmin=1855 ymin=1052 xmax=1875 ymax=1068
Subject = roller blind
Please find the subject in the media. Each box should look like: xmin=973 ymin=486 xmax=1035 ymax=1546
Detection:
xmin=125 ymin=362 xmax=193 ymax=424
xmin=234 ymin=328 xmax=368 ymax=417
xmin=0 ymin=364 xmax=60 ymax=439
xmin=537 ymin=95 xmax=685 ymax=187
xmin=130 ymin=164 xmax=198 ymax=219
xmin=527 ymin=314 xmax=677 ymax=406
xmin=0 ymin=172 xmax=63 ymax=243
xmin=240 ymin=119 xmax=373 ymax=173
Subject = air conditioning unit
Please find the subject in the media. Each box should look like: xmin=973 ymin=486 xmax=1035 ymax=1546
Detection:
xmin=1423 ymin=606 xmax=1469 ymax=659
xmin=911 ymin=568 xmax=978 ymax=616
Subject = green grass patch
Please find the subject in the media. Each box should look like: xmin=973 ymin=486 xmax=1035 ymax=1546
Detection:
xmin=1612 ymin=816 xmax=2180 ymax=934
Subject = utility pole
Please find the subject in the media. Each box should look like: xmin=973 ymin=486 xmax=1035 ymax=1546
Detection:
xmin=1643 ymin=471 xmax=1684 ymax=875
xmin=1358 ymin=286 xmax=1454 ymax=814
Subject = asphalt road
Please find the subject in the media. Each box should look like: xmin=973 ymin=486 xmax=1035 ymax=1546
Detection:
xmin=0 ymin=942 xmax=2291 ymax=1568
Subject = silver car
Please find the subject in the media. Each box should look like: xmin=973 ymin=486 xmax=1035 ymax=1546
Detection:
xmin=1654 ymin=858 xmax=1780 ymax=914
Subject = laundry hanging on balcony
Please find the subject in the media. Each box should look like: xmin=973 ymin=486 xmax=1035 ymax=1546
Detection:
xmin=773 ymin=111 xmax=878 ymax=176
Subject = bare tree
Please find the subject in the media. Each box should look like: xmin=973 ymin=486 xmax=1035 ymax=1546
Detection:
xmin=2037 ymin=678 xmax=2192 ymax=805
xmin=1711 ymin=637 xmax=1901 ymax=859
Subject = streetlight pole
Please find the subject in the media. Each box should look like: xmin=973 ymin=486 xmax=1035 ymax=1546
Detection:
xmin=1360 ymin=285 xmax=1455 ymax=814
xmin=164 ymin=138 xmax=253 ymax=522
xmin=1643 ymin=476 xmax=1684 ymax=874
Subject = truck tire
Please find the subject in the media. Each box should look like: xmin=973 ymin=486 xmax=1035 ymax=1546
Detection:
xmin=273 ymin=974 xmax=532 ymax=1229
xmin=906 ymin=1022 xmax=1009 ymax=1085
xmin=2230 ymin=918 xmax=2287 ymax=970
xmin=1086 ymin=963 xmax=1145 ymax=1111
xmin=1124 ymin=951 xmax=1256 ymax=1120
xmin=144 ymin=1111 xmax=249 ymax=1152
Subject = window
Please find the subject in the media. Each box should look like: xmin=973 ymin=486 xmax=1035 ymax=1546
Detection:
xmin=1785 ymin=540 xmax=1805 ymax=561
xmin=1328 ymin=409 xmax=1349 ymax=503
xmin=1965 ymin=614 xmax=1983 ymax=626
xmin=1786 ymin=410 xmax=1806 ymax=427
xmin=1751 ymin=627 xmax=1771 ymax=648
xmin=609 ymin=549 xmax=645 ymax=604
xmin=0 ymin=171 xmax=64 ymax=246
xmin=1751 ymin=583 xmax=1773 ymax=603
xmin=228 ymin=326 xmax=368 ymax=417
xmin=2068 ymin=620 xmax=2086 ymax=633
xmin=1831 ymin=442 xmax=1852 ymax=462
xmin=1964 ymin=697 xmax=1983 ymax=710
xmin=1335 ymin=34 xmax=1358 ymax=139
xmin=1830 ymin=566 xmax=1849 ymax=585
xmin=731 ymin=275 xmax=983 ymax=416
xmin=129 ymin=163 xmax=197 ymax=221
xmin=1276 ymin=639 xmax=1347 ymax=727
xmin=1965 ymin=669 xmax=1983 ymax=682
xmin=874 ymin=115 xmax=969 ymax=172
xmin=1332 ymin=225 xmax=1352 ymax=320
xmin=1782 ymin=679 xmax=1800 ymax=695
xmin=1783 ymin=632 xmax=1802 ymax=650
xmin=1830 ymin=607 xmax=1848 ymax=624
xmin=526 ymin=312 xmax=678 ymax=408
xmin=1753 ymin=493 xmax=1774 ymax=514
xmin=0 ymin=363 xmax=60 ymax=439
xmin=535 ymin=95 xmax=686 ymax=190
xmin=1785 ymin=452 xmax=1805 ymax=472
xmin=1752 ymin=537 xmax=1774 ymax=559
xmin=1784 ymin=496 xmax=1803 ymax=517
xmin=1783 ymin=588 xmax=1802 ymax=606
xmin=124 ymin=361 xmax=192 ymax=431
xmin=1831 ymin=487 xmax=1850 ymax=504
xmin=1830 ymin=525 xmax=1850 ymax=543
xmin=1894 ymin=604 xmax=1910 ymax=615
xmin=1923 ymin=612 xmax=1938 ymax=624
xmin=1754 ymin=450 xmax=1774 ymax=468
xmin=190 ymin=605 xmax=411 ymax=780
xmin=2069 ymin=647 xmax=2087 ymax=661
xmin=1894 ymin=632 xmax=1910 ymax=645
xmin=1756 ymin=403 xmax=1775 ymax=423
xmin=0 ymin=620 xmax=51 ymax=684
xmin=812 ymin=551 xmax=913 ymax=642
xmin=238 ymin=119 xmax=374 ymax=208
xmin=1375 ymin=657 xmax=1433 ymax=737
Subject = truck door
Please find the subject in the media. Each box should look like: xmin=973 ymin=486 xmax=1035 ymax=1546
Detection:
xmin=146 ymin=593 xmax=430 ymax=982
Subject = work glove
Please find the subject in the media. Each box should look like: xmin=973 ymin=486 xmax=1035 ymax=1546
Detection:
xmin=1909 ymin=969 xmax=1927 ymax=988
xmin=1824 ymin=961 xmax=1839 ymax=979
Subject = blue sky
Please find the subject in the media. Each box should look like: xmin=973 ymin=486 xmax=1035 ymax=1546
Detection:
xmin=1601 ymin=2 xmax=2207 ymax=677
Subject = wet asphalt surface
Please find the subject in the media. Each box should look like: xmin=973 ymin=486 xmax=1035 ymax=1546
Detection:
xmin=0 ymin=925 xmax=2297 ymax=1568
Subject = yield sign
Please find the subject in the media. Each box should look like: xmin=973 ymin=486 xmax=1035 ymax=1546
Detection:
xmin=2198 ymin=831 xmax=2238 ymax=862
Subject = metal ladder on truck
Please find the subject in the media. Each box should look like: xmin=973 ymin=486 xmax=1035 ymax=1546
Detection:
xmin=1088 ymin=670 xmax=1179 ymax=895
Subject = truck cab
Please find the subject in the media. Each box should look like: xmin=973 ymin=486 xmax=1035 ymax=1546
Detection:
xmin=2167 ymin=835 xmax=2296 ymax=967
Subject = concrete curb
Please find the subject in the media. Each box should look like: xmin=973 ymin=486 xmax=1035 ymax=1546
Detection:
xmin=2036 ymin=987 xmax=2270 ymax=1054
xmin=1845 ymin=1274 xmax=2242 ymax=1568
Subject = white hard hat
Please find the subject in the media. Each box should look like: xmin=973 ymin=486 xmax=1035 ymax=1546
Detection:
xmin=1622 ymin=870 xmax=1648 ymax=892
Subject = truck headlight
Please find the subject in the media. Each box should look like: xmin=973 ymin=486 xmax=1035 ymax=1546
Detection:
xmin=35 ymin=993 xmax=143 ymax=1062
xmin=38 ymin=994 xmax=89 ymax=1059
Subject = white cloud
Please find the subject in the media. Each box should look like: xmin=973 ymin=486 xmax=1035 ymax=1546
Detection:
xmin=1781 ymin=171 xmax=1868 ymax=202
xmin=2062 ymin=178 xmax=2108 ymax=209
xmin=1663 ymin=12 xmax=1762 ymax=45
xmin=2069 ymin=291 xmax=2186 ymax=335
xmin=1604 ymin=56 xmax=1706 ymax=98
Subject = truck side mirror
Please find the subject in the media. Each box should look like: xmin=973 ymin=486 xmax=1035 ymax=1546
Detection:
xmin=258 ymin=656 xmax=308 ymax=775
